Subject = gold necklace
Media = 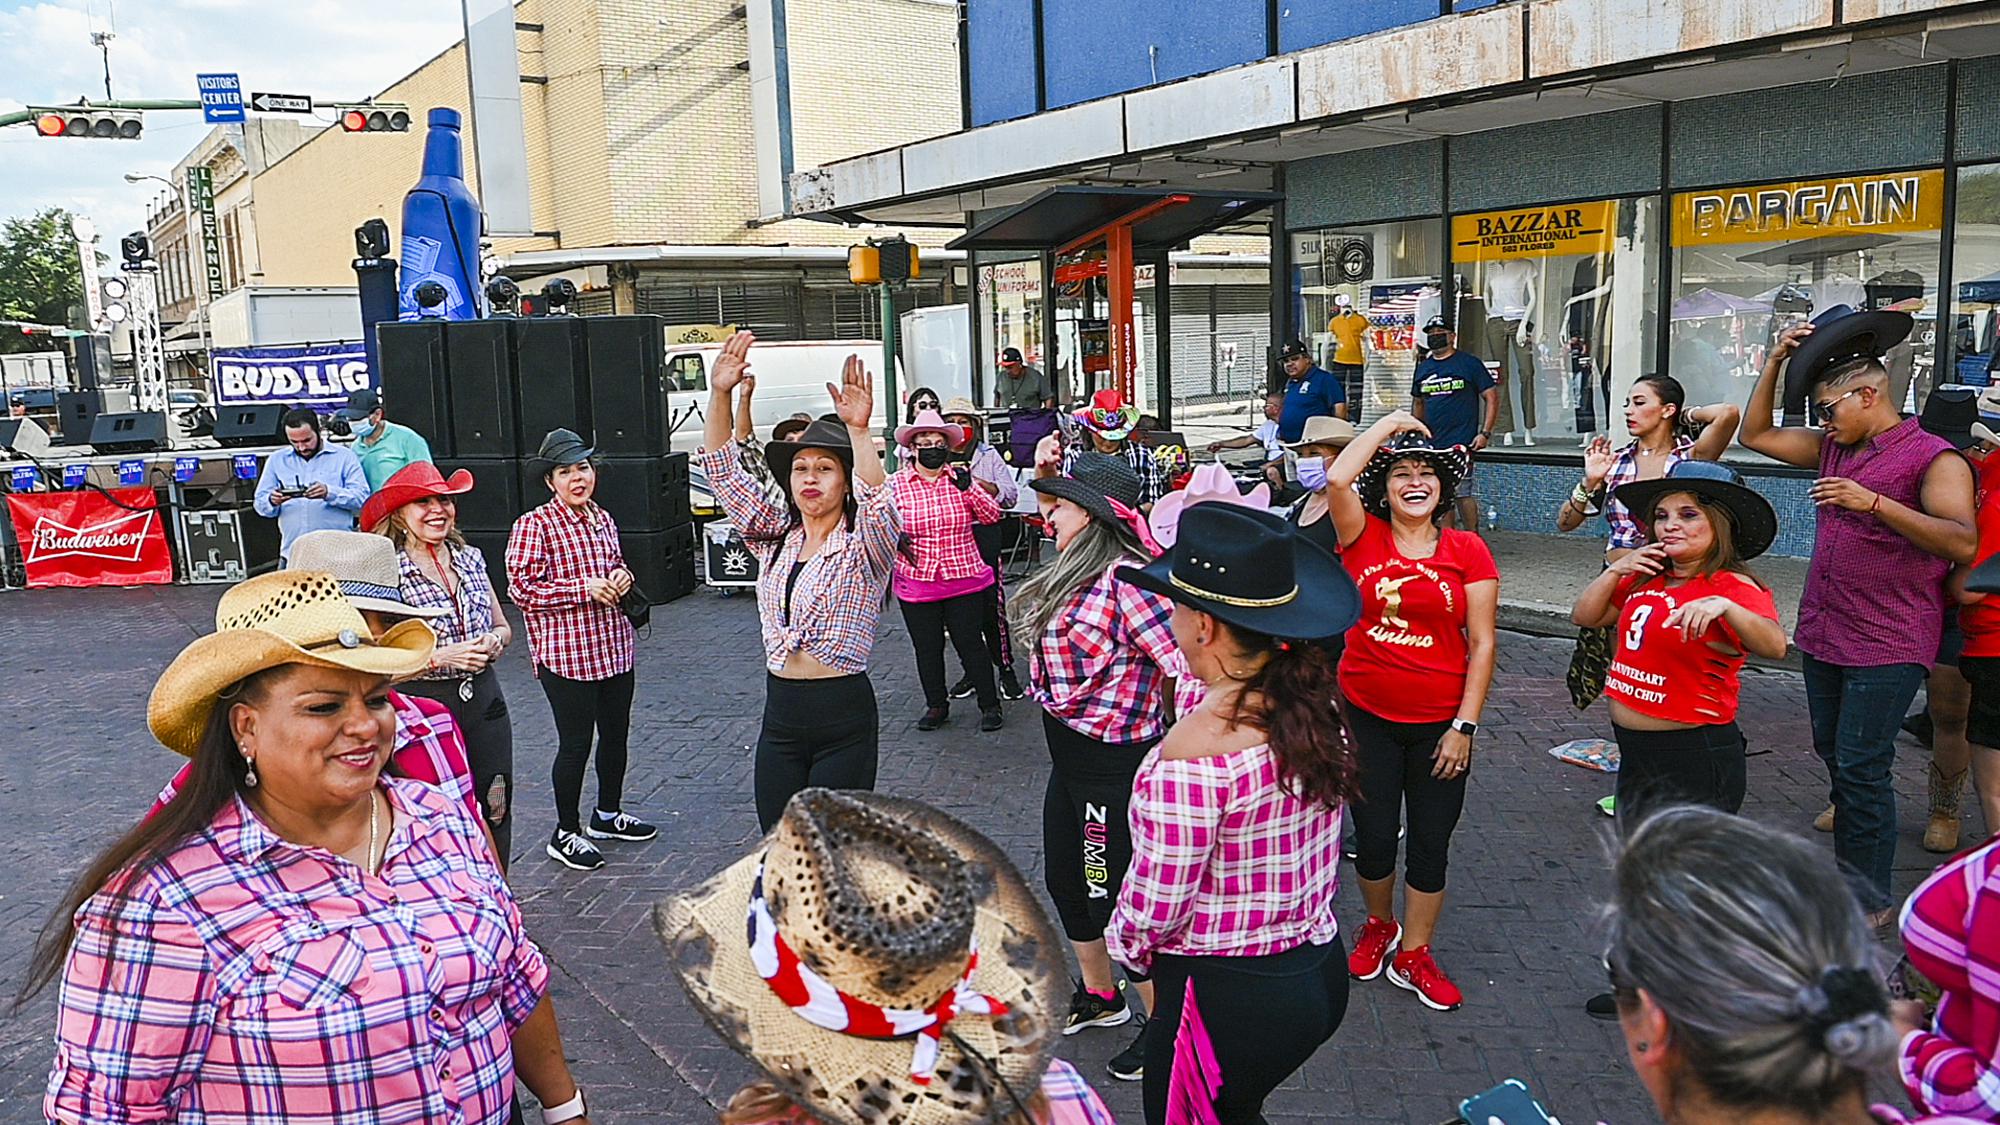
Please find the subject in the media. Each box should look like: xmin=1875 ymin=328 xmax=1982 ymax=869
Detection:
xmin=365 ymin=790 xmax=381 ymax=875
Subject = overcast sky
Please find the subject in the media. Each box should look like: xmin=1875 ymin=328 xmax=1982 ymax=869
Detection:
xmin=0 ymin=0 xmax=463 ymax=247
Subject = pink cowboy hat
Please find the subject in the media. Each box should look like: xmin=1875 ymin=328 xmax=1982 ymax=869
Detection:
xmin=893 ymin=409 xmax=966 ymax=449
xmin=1148 ymin=460 xmax=1271 ymax=548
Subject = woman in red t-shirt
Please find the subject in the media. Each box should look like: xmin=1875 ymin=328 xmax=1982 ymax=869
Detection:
xmin=1572 ymin=460 xmax=1788 ymax=827
xmin=1956 ymin=440 xmax=2000 ymax=831
xmin=1323 ymin=410 xmax=1499 ymax=1013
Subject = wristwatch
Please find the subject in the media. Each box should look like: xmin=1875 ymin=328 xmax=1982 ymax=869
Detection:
xmin=1450 ymin=718 xmax=1479 ymax=737
xmin=542 ymin=1088 xmax=588 ymax=1125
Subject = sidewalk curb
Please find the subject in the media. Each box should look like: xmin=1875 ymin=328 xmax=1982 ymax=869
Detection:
xmin=1499 ymin=598 xmax=1804 ymax=673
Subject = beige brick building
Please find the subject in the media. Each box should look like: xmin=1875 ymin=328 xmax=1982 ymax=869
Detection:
xmin=235 ymin=0 xmax=964 ymax=334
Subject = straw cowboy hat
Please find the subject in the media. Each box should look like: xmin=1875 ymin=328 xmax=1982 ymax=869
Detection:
xmin=895 ymin=409 xmax=968 ymax=449
xmin=657 ymin=789 xmax=1067 ymax=1125
xmin=940 ymin=397 xmax=985 ymax=440
xmin=360 ymin=460 xmax=475 ymax=533
xmin=147 ymin=570 xmax=435 ymax=757
xmin=1284 ymin=415 xmax=1358 ymax=451
xmin=1147 ymin=460 xmax=1271 ymax=548
xmin=287 ymin=529 xmax=446 ymax=619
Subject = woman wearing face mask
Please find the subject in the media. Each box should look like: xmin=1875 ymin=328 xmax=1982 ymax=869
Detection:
xmin=698 ymin=332 xmax=900 ymax=832
xmin=1283 ymin=415 xmax=1360 ymax=662
xmin=890 ymin=409 xmax=1006 ymax=732
xmin=1323 ymin=410 xmax=1499 ymax=1014
xmin=1016 ymin=444 xmax=1187 ymax=1082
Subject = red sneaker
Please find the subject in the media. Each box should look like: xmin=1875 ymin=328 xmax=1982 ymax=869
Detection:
xmin=1346 ymin=915 xmax=1402 ymax=981
xmin=1388 ymin=945 xmax=1463 ymax=1011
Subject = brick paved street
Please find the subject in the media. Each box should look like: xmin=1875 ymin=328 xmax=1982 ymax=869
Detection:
xmin=0 ymin=578 xmax=1951 ymax=1123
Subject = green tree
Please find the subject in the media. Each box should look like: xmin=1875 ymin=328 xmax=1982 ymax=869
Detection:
xmin=0 ymin=207 xmax=91 ymax=354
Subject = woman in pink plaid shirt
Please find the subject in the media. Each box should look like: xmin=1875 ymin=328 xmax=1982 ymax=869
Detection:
xmin=1110 ymin=502 xmax=1362 ymax=1125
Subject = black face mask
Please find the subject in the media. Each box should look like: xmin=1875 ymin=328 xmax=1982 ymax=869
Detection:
xmin=916 ymin=446 xmax=952 ymax=470
xmin=1425 ymin=332 xmax=1450 ymax=350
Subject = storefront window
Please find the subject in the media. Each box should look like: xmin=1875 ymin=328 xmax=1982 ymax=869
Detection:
xmin=1291 ymin=219 xmax=1444 ymax=427
xmin=976 ymin=257 xmax=1047 ymax=399
xmin=1671 ymin=170 xmax=1942 ymax=417
xmin=1948 ymin=163 xmax=2000 ymax=388
xmin=1449 ymin=197 xmax=1659 ymax=448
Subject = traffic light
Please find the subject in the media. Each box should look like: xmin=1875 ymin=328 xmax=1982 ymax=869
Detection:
xmin=30 ymin=107 xmax=143 ymax=139
xmin=334 ymin=105 xmax=412 ymax=133
xmin=848 ymin=237 xmax=920 ymax=285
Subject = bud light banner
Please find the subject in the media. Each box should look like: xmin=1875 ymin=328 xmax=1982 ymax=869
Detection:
xmin=210 ymin=343 xmax=372 ymax=408
xmin=6 ymin=487 xmax=173 ymax=588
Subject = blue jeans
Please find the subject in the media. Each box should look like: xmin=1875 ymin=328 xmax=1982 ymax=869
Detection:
xmin=1801 ymin=654 xmax=1926 ymax=911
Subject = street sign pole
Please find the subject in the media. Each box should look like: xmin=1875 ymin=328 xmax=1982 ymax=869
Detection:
xmin=880 ymin=281 xmax=899 ymax=472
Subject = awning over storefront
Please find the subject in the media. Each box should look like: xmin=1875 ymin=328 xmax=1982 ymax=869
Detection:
xmin=946 ymin=187 xmax=1280 ymax=253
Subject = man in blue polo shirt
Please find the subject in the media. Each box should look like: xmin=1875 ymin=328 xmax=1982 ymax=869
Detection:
xmin=1410 ymin=315 xmax=1500 ymax=533
xmin=1275 ymin=338 xmax=1347 ymax=442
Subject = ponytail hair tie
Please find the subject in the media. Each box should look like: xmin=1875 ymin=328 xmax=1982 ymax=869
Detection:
xmin=1797 ymin=965 xmax=1887 ymax=1037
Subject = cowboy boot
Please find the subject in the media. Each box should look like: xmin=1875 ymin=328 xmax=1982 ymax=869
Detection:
xmin=1925 ymin=763 xmax=1969 ymax=854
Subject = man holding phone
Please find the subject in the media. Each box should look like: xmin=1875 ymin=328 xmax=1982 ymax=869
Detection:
xmin=252 ymin=406 xmax=372 ymax=564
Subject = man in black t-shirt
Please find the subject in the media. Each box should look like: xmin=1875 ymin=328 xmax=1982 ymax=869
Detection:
xmin=1410 ymin=315 xmax=1500 ymax=533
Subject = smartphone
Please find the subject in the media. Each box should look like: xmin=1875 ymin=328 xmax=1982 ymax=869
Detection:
xmin=1459 ymin=1079 xmax=1560 ymax=1125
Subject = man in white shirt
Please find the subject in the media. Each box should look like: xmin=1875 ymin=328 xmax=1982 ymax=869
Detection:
xmin=1206 ymin=390 xmax=1288 ymax=491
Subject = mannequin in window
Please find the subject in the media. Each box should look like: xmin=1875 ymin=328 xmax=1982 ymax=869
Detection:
xmin=1483 ymin=258 xmax=1538 ymax=445
xmin=1326 ymin=292 xmax=1369 ymax=416
xmin=1565 ymin=252 xmax=1615 ymax=439
xmin=1867 ymin=268 xmax=1926 ymax=411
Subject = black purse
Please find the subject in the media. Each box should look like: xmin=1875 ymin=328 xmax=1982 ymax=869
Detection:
xmin=618 ymin=583 xmax=652 ymax=629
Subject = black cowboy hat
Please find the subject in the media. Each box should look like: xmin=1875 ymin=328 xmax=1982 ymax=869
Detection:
xmin=1354 ymin=433 xmax=1472 ymax=519
xmin=1920 ymin=385 xmax=1981 ymax=451
xmin=1119 ymin=504 xmax=1358 ymax=639
xmin=762 ymin=415 xmax=855 ymax=486
xmin=1029 ymin=451 xmax=1141 ymax=529
xmin=1782 ymin=304 xmax=1914 ymax=415
xmin=535 ymin=427 xmax=594 ymax=466
xmin=1612 ymin=460 xmax=1779 ymax=561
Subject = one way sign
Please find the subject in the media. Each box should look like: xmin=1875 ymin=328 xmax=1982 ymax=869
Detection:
xmin=250 ymin=91 xmax=314 ymax=115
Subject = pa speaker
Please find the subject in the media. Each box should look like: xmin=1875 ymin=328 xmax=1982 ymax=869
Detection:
xmin=510 ymin=318 xmax=592 ymax=452
xmin=444 ymin=320 xmax=517 ymax=457
xmin=0 ymin=417 xmax=51 ymax=459
xmin=54 ymin=391 xmax=102 ymax=445
xmin=88 ymin=411 xmax=170 ymax=454
xmin=433 ymin=456 xmax=525 ymax=534
xmin=621 ymin=523 xmax=698 ymax=605
xmin=593 ymin=453 xmax=691 ymax=533
xmin=377 ymin=321 xmax=451 ymax=458
xmin=211 ymin=403 xmax=286 ymax=448
xmin=583 ymin=316 xmax=668 ymax=456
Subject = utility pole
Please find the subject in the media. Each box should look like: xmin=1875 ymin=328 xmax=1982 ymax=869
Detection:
xmin=91 ymin=30 xmax=115 ymax=101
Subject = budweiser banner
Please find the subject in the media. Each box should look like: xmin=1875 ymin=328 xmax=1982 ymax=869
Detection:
xmin=7 ymin=487 xmax=173 ymax=588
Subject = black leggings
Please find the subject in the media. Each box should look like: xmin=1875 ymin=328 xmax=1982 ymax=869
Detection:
xmin=970 ymin=522 xmax=1015 ymax=672
xmin=1347 ymin=704 xmax=1465 ymax=894
xmin=1042 ymin=711 xmax=1154 ymax=944
xmin=900 ymin=591 xmax=996 ymax=709
xmin=400 ymin=669 xmax=516 ymax=862
xmin=1613 ymin=721 xmax=1746 ymax=831
xmin=537 ymin=668 xmax=635 ymax=834
xmin=755 ymin=672 xmax=879 ymax=831
xmin=1143 ymin=940 xmax=1350 ymax=1125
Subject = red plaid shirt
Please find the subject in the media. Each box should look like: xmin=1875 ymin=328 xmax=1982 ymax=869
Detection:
xmin=504 ymin=499 xmax=635 ymax=681
xmin=153 ymin=694 xmax=480 ymax=826
xmin=1030 ymin=565 xmax=1183 ymax=744
xmin=1108 ymin=743 xmax=1345 ymax=974
xmin=889 ymin=467 xmax=1001 ymax=592
xmin=47 ymin=777 xmax=546 ymax=1125
xmin=697 ymin=442 xmax=901 ymax=675
xmin=1900 ymin=833 xmax=2000 ymax=1118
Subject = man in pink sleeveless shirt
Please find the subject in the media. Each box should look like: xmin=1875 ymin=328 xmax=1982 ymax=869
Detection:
xmin=1742 ymin=306 xmax=1977 ymax=923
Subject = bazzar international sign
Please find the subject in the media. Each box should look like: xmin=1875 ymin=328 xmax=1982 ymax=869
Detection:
xmin=1673 ymin=170 xmax=1945 ymax=246
xmin=1451 ymin=201 xmax=1618 ymax=262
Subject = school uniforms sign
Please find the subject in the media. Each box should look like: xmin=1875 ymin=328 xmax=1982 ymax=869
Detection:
xmin=209 ymin=343 xmax=372 ymax=408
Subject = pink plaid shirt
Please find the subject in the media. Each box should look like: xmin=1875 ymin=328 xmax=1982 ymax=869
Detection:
xmin=889 ymin=467 xmax=1001 ymax=599
xmin=152 ymin=693 xmax=479 ymax=827
xmin=1107 ymin=742 xmax=1345 ymax=974
xmin=504 ymin=499 xmax=635 ymax=681
xmin=1031 ymin=565 xmax=1183 ymax=745
xmin=697 ymin=442 xmax=902 ymax=675
xmin=1899 ymin=833 xmax=2000 ymax=1118
xmin=47 ymin=777 xmax=547 ymax=1125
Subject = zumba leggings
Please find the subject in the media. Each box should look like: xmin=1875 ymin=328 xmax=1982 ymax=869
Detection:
xmin=1041 ymin=711 xmax=1154 ymax=944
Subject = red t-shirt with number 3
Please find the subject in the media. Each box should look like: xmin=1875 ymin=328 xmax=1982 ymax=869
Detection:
xmin=1338 ymin=515 xmax=1499 ymax=723
xmin=1605 ymin=570 xmax=1778 ymax=725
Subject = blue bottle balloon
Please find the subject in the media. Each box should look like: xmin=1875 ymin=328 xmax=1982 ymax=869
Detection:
xmin=397 ymin=108 xmax=484 ymax=320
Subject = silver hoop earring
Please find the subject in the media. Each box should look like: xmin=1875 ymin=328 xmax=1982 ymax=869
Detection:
xmin=243 ymin=758 xmax=259 ymax=788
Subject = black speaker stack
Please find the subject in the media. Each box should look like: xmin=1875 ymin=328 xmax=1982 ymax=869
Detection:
xmin=377 ymin=315 xmax=696 ymax=605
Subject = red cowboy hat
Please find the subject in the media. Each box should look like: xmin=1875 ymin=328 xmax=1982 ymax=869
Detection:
xmin=361 ymin=461 xmax=475 ymax=533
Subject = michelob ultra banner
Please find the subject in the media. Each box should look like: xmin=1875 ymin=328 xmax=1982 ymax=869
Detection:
xmin=1673 ymin=170 xmax=1945 ymax=246
xmin=1452 ymin=200 xmax=1618 ymax=262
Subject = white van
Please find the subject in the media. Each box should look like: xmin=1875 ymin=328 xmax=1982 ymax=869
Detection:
xmin=663 ymin=339 xmax=908 ymax=451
